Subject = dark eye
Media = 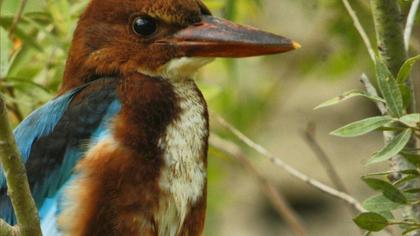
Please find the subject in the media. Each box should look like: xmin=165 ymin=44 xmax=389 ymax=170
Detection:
xmin=132 ymin=16 xmax=157 ymax=36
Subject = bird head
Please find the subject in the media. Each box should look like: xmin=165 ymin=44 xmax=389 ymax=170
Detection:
xmin=61 ymin=0 xmax=299 ymax=91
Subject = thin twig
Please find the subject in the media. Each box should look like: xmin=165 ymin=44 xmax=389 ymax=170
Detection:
xmin=211 ymin=112 xmax=366 ymax=213
xmin=340 ymin=0 xmax=376 ymax=62
xmin=210 ymin=134 xmax=307 ymax=236
xmin=301 ymin=123 xmax=357 ymax=216
xmin=404 ymin=0 xmax=420 ymax=52
xmin=8 ymin=0 xmax=28 ymax=38
xmin=359 ymin=73 xmax=387 ymax=115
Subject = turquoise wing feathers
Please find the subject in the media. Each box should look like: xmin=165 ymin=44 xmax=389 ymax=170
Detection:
xmin=0 ymin=78 xmax=121 ymax=235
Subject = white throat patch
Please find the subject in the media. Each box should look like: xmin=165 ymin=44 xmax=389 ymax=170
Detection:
xmin=138 ymin=57 xmax=214 ymax=80
xmin=156 ymin=79 xmax=208 ymax=236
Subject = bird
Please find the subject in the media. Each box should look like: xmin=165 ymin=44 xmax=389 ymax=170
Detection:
xmin=0 ymin=0 xmax=299 ymax=235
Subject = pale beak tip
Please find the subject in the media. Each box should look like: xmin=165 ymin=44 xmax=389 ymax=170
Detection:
xmin=292 ymin=41 xmax=302 ymax=49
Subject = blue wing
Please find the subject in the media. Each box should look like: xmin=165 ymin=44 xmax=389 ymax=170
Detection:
xmin=0 ymin=78 xmax=121 ymax=234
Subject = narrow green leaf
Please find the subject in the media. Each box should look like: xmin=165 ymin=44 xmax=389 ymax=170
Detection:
xmin=405 ymin=188 xmax=420 ymax=194
xmin=403 ymin=227 xmax=420 ymax=236
xmin=363 ymin=194 xmax=404 ymax=212
xmin=353 ymin=212 xmax=389 ymax=232
xmin=399 ymin=114 xmax=420 ymax=127
xmin=401 ymin=151 xmax=420 ymax=166
xmin=314 ymin=90 xmax=385 ymax=110
xmin=362 ymin=178 xmax=408 ymax=204
xmin=365 ymin=169 xmax=419 ymax=177
xmin=397 ymin=55 xmax=420 ymax=83
xmin=399 ymin=169 xmax=420 ymax=176
xmin=331 ymin=116 xmax=393 ymax=137
xmin=377 ymin=211 xmax=394 ymax=220
xmin=0 ymin=27 xmax=11 ymax=77
xmin=394 ymin=175 xmax=419 ymax=186
xmin=367 ymin=129 xmax=412 ymax=164
xmin=399 ymin=84 xmax=412 ymax=109
xmin=375 ymin=59 xmax=404 ymax=117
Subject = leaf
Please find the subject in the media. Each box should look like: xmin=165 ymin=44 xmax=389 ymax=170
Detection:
xmin=405 ymin=188 xmax=420 ymax=194
xmin=314 ymin=90 xmax=385 ymax=110
xmin=0 ymin=27 xmax=11 ymax=77
xmin=363 ymin=194 xmax=404 ymax=212
xmin=353 ymin=212 xmax=388 ymax=232
xmin=399 ymin=169 xmax=420 ymax=176
xmin=377 ymin=211 xmax=394 ymax=220
xmin=394 ymin=175 xmax=419 ymax=186
xmin=366 ymin=169 xmax=419 ymax=177
xmin=399 ymin=114 xmax=420 ymax=127
xmin=367 ymin=129 xmax=412 ymax=164
xmin=362 ymin=178 xmax=408 ymax=204
xmin=0 ymin=16 xmax=42 ymax=51
xmin=375 ymin=59 xmax=404 ymax=117
xmin=397 ymin=55 xmax=420 ymax=83
xmin=401 ymin=151 xmax=420 ymax=166
xmin=399 ymin=84 xmax=412 ymax=109
xmin=403 ymin=227 xmax=420 ymax=235
xmin=331 ymin=116 xmax=393 ymax=137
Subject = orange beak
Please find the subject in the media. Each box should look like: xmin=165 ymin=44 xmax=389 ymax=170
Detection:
xmin=165 ymin=15 xmax=300 ymax=58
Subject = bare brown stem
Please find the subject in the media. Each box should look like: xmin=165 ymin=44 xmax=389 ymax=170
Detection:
xmin=8 ymin=0 xmax=27 ymax=38
xmin=301 ymin=123 xmax=357 ymax=216
xmin=341 ymin=0 xmax=376 ymax=61
xmin=211 ymin=112 xmax=366 ymax=213
xmin=210 ymin=134 xmax=307 ymax=236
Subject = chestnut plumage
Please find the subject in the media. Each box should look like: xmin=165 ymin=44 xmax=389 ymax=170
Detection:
xmin=0 ymin=0 xmax=298 ymax=235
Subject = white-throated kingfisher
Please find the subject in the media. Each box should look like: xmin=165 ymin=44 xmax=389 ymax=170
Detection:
xmin=0 ymin=0 xmax=299 ymax=235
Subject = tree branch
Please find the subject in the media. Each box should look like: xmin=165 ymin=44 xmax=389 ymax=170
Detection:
xmin=371 ymin=0 xmax=407 ymax=75
xmin=370 ymin=1 xmax=420 ymax=234
xmin=0 ymin=93 xmax=41 ymax=236
xmin=404 ymin=0 xmax=420 ymax=52
xmin=301 ymin=123 xmax=357 ymax=216
xmin=8 ymin=0 xmax=27 ymax=38
xmin=210 ymin=134 xmax=307 ymax=236
xmin=340 ymin=0 xmax=376 ymax=62
xmin=359 ymin=73 xmax=387 ymax=115
xmin=211 ymin=112 xmax=366 ymax=213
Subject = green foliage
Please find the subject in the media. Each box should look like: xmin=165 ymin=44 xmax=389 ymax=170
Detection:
xmin=367 ymin=129 xmax=412 ymax=164
xmin=363 ymin=194 xmax=404 ymax=212
xmin=397 ymin=55 xmax=420 ymax=84
xmin=314 ymin=89 xmax=385 ymax=110
xmin=362 ymin=177 xmax=408 ymax=204
xmin=317 ymin=0 xmax=420 ymax=232
xmin=375 ymin=58 xmax=405 ymax=117
xmin=320 ymin=53 xmax=420 ymax=231
xmin=330 ymin=116 xmax=393 ymax=137
xmin=353 ymin=212 xmax=389 ymax=232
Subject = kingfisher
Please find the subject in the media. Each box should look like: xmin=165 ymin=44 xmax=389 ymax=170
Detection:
xmin=0 ymin=0 xmax=298 ymax=235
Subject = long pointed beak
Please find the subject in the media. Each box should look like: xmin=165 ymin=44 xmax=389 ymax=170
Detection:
xmin=166 ymin=15 xmax=300 ymax=58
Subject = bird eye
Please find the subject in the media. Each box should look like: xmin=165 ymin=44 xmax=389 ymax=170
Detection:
xmin=132 ymin=16 xmax=157 ymax=37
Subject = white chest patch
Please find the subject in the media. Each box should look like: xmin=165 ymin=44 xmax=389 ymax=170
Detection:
xmin=156 ymin=79 xmax=208 ymax=236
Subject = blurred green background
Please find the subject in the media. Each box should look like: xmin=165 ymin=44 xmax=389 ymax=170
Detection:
xmin=1 ymin=0 xmax=419 ymax=235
